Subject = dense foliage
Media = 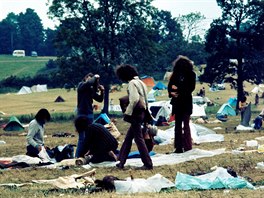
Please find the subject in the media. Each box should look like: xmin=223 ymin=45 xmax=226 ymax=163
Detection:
xmin=0 ymin=9 xmax=57 ymax=56
xmin=201 ymin=0 xmax=264 ymax=109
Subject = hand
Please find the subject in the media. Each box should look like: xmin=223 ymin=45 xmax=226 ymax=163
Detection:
xmin=94 ymin=74 xmax=100 ymax=79
xmin=170 ymin=92 xmax=179 ymax=98
xmin=172 ymin=85 xmax=177 ymax=89
xmin=108 ymin=151 xmax=118 ymax=161
xmin=98 ymin=85 xmax=104 ymax=92
xmin=84 ymin=150 xmax=90 ymax=157
xmin=37 ymin=145 xmax=42 ymax=152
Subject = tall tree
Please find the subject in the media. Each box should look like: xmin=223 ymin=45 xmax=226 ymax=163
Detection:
xmin=17 ymin=8 xmax=44 ymax=56
xmin=201 ymin=0 xmax=264 ymax=110
xmin=150 ymin=10 xmax=185 ymax=72
xmin=177 ymin=12 xmax=206 ymax=42
xmin=48 ymin=0 xmax=169 ymax=113
xmin=41 ymin=28 xmax=58 ymax=56
xmin=0 ymin=13 xmax=19 ymax=54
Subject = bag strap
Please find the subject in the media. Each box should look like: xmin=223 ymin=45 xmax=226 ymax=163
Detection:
xmin=134 ymin=79 xmax=149 ymax=108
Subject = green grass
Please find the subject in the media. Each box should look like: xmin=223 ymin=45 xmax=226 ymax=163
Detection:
xmin=1 ymin=81 xmax=264 ymax=197
xmin=0 ymin=55 xmax=55 ymax=80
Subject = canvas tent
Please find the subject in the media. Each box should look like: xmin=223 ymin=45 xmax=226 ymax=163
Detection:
xmin=31 ymin=84 xmax=48 ymax=92
xmin=251 ymin=86 xmax=263 ymax=94
xmin=147 ymin=89 xmax=162 ymax=102
xmin=94 ymin=113 xmax=111 ymax=125
xmin=17 ymin=86 xmax=32 ymax=95
xmin=163 ymin=71 xmax=172 ymax=81
xmin=153 ymin=82 xmax=167 ymax=90
xmin=141 ymin=76 xmax=155 ymax=87
xmin=54 ymin=96 xmax=65 ymax=102
xmin=191 ymin=104 xmax=206 ymax=117
xmin=227 ymin=97 xmax=237 ymax=108
xmin=216 ymin=103 xmax=236 ymax=116
xmin=3 ymin=116 xmax=24 ymax=131
xmin=147 ymin=89 xmax=156 ymax=102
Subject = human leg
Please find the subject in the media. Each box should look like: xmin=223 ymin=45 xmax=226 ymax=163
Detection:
xmin=182 ymin=114 xmax=192 ymax=151
xmin=174 ymin=114 xmax=184 ymax=153
xmin=26 ymin=145 xmax=39 ymax=157
xmin=117 ymin=126 xmax=134 ymax=167
xmin=75 ymin=130 xmax=85 ymax=158
xmin=132 ymin=121 xmax=153 ymax=168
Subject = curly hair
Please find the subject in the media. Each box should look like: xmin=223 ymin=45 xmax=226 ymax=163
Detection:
xmin=115 ymin=64 xmax=139 ymax=82
xmin=172 ymin=55 xmax=194 ymax=73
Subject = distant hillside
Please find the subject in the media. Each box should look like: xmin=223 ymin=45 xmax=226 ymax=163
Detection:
xmin=0 ymin=55 xmax=55 ymax=80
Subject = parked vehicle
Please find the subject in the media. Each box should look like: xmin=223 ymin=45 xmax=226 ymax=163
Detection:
xmin=12 ymin=50 xmax=25 ymax=57
xmin=31 ymin=51 xmax=38 ymax=57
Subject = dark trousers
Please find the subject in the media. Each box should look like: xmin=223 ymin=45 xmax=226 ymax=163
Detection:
xmin=26 ymin=145 xmax=39 ymax=157
xmin=118 ymin=110 xmax=153 ymax=168
xmin=174 ymin=113 xmax=192 ymax=152
xmin=26 ymin=145 xmax=54 ymax=158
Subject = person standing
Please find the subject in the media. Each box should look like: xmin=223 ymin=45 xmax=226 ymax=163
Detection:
xmin=168 ymin=55 xmax=196 ymax=153
xmin=238 ymin=95 xmax=248 ymax=123
xmin=115 ymin=64 xmax=153 ymax=170
xmin=76 ymin=73 xmax=105 ymax=157
xmin=255 ymin=93 xmax=259 ymax=106
xmin=26 ymin=108 xmax=51 ymax=157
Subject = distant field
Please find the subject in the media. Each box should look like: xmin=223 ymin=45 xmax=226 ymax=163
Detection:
xmin=0 ymin=81 xmax=263 ymax=117
xmin=0 ymin=55 xmax=55 ymax=80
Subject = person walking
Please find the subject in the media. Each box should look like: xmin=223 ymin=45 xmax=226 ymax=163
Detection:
xmin=26 ymin=108 xmax=51 ymax=157
xmin=76 ymin=73 xmax=104 ymax=157
xmin=168 ymin=55 xmax=196 ymax=153
xmin=115 ymin=64 xmax=153 ymax=170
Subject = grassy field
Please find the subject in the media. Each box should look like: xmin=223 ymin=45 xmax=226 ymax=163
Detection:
xmin=1 ymin=82 xmax=264 ymax=197
xmin=0 ymin=55 xmax=54 ymax=80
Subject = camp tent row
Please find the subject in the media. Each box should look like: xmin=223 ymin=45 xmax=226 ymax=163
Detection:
xmin=140 ymin=76 xmax=167 ymax=102
xmin=17 ymin=84 xmax=48 ymax=95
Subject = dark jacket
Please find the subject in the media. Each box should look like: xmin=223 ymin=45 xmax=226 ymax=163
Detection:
xmin=79 ymin=123 xmax=118 ymax=157
xmin=77 ymin=77 xmax=103 ymax=116
xmin=168 ymin=71 xmax=196 ymax=115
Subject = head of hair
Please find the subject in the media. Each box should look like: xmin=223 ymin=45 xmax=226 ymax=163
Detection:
xmin=172 ymin=55 xmax=194 ymax=74
xmin=241 ymin=96 xmax=247 ymax=102
xmin=35 ymin=108 xmax=50 ymax=123
xmin=74 ymin=116 xmax=89 ymax=133
xmin=115 ymin=64 xmax=138 ymax=82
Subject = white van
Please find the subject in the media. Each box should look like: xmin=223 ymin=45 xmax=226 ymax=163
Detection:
xmin=12 ymin=50 xmax=25 ymax=57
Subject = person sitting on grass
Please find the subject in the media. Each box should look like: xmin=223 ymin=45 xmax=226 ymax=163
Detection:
xmin=26 ymin=108 xmax=51 ymax=157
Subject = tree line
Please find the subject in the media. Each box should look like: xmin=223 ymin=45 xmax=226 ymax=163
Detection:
xmin=0 ymin=0 xmax=264 ymax=113
xmin=0 ymin=8 xmax=57 ymax=56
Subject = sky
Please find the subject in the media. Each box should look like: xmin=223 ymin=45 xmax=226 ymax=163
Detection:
xmin=0 ymin=0 xmax=222 ymax=29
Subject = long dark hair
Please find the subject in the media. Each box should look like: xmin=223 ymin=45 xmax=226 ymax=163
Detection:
xmin=35 ymin=108 xmax=50 ymax=123
xmin=172 ymin=55 xmax=193 ymax=73
xmin=115 ymin=64 xmax=139 ymax=82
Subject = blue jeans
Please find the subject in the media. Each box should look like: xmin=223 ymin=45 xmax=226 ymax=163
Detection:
xmin=75 ymin=114 xmax=93 ymax=158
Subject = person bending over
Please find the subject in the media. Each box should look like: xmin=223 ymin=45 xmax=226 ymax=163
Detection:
xmin=74 ymin=116 xmax=118 ymax=163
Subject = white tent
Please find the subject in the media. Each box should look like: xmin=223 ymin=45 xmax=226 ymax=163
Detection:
xmin=17 ymin=86 xmax=32 ymax=95
xmin=251 ymin=86 xmax=263 ymax=93
xmin=153 ymin=101 xmax=172 ymax=121
xmin=31 ymin=84 xmax=48 ymax=92
xmin=148 ymin=89 xmax=156 ymax=102
xmin=191 ymin=104 xmax=207 ymax=117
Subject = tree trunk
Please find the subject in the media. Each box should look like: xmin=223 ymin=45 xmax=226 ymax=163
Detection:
xmin=236 ymin=57 xmax=244 ymax=113
xmin=102 ymin=83 xmax=110 ymax=115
